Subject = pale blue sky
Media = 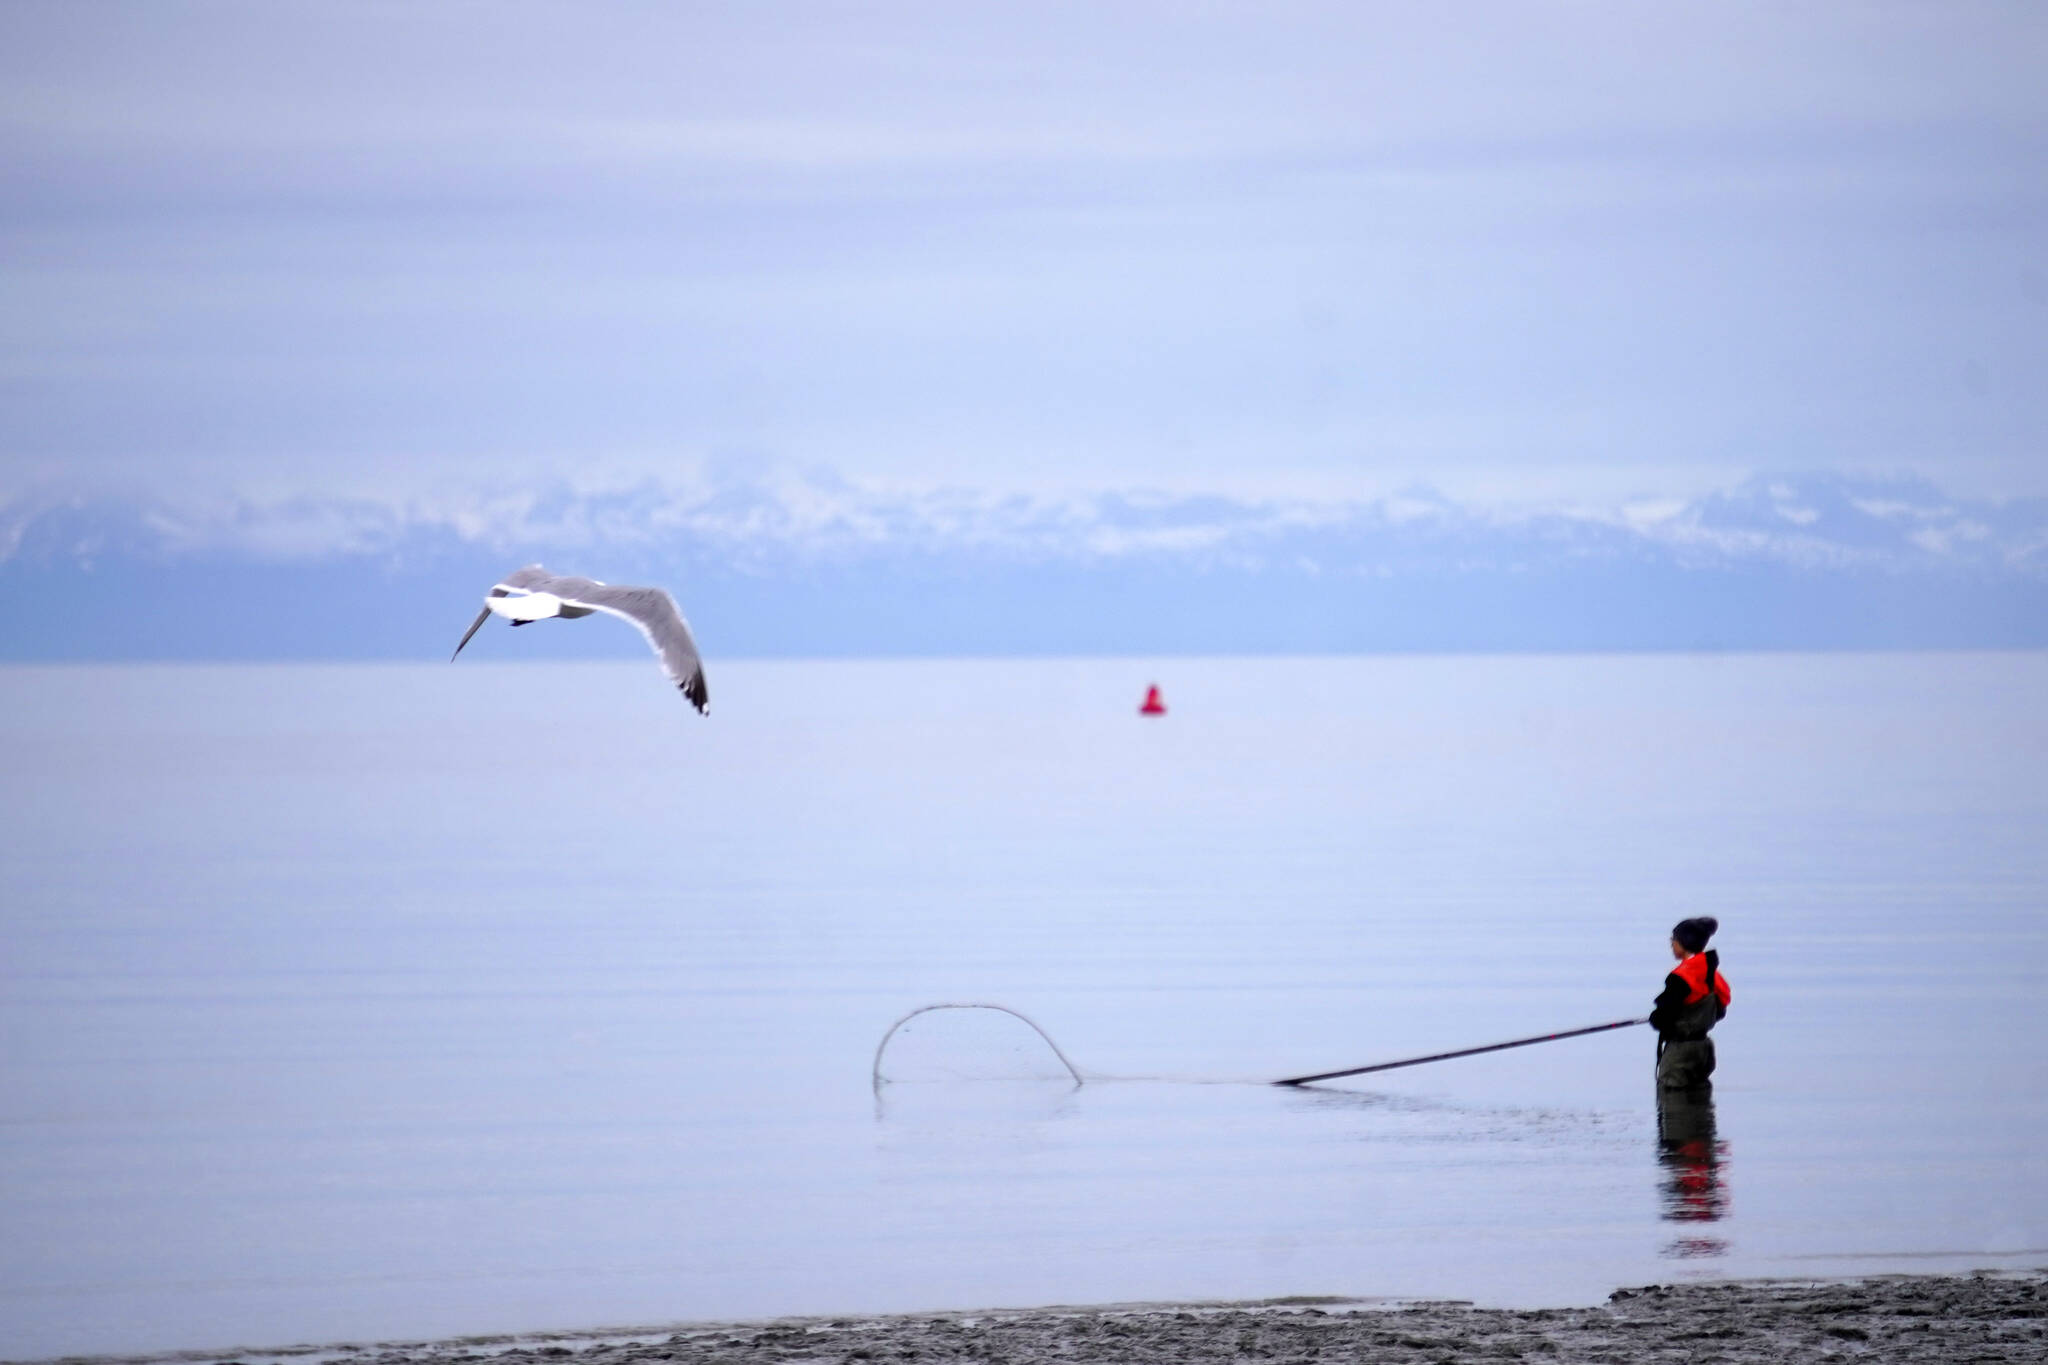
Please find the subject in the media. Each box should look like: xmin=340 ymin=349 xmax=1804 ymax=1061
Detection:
xmin=3 ymin=1 xmax=2045 ymax=528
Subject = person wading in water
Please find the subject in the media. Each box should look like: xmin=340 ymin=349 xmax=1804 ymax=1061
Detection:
xmin=1650 ymin=917 xmax=1730 ymax=1091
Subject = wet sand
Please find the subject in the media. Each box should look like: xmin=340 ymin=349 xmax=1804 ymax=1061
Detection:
xmin=50 ymin=1272 xmax=2047 ymax=1365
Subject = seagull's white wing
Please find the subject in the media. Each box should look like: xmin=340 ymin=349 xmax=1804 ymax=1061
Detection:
xmin=557 ymin=582 xmax=709 ymax=714
xmin=451 ymin=565 xmax=555 ymax=660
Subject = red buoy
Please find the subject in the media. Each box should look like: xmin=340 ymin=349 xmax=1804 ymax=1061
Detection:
xmin=1138 ymin=684 xmax=1167 ymax=716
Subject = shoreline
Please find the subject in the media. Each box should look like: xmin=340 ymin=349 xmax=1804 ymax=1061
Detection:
xmin=23 ymin=1271 xmax=2046 ymax=1365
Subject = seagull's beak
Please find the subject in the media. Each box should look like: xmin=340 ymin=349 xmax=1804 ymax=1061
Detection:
xmin=450 ymin=604 xmax=493 ymax=661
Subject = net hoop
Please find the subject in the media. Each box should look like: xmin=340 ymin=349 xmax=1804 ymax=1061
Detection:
xmin=871 ymin=1002 xmax=1086 ymax=1090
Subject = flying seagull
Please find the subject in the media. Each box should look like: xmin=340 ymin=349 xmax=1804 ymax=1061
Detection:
xmin=452 ymin=566 xmax=709 ymax=713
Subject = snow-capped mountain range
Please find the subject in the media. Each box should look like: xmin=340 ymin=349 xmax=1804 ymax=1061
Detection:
xmin=4 ymin=472 xmax=2044 ymax=660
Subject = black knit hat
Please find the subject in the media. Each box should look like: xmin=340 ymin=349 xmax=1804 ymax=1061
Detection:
xmin=1672 ymin=917 xmax=1719 ymax=953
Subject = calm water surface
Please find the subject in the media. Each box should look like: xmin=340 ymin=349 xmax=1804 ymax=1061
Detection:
xmin=2 ymin=654 xmax=2044 ymax=1358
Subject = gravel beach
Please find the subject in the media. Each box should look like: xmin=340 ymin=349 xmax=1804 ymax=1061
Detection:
xmin=43 ymin=1272 xmax=2048 ymax=1365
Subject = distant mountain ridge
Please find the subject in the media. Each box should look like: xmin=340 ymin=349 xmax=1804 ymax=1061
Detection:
xmin=6 ymin=471 xmax=2046 ymax=574
xmin=4 ymin=473 xmax=2045 ymax=660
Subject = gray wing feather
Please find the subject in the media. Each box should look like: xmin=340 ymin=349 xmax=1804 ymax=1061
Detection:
xmin=499 ymin=565 xmax=556 ymax=592
xmin=558 ymin=582 xmax=710 ymax=714
xmin=450 ymin=605 xmax=493 ymax=660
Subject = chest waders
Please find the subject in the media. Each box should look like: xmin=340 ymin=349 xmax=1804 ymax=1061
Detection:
xmin=1656 ymin=956 xmax=1721 ymax=1091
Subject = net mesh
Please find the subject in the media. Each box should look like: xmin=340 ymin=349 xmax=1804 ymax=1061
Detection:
xmin=871 ymin=1003 xmax=1084 ymax=1087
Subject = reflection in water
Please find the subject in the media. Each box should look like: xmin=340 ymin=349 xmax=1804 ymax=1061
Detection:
xmin=1657 ymin=1086 xmax=1729 ymax=1258
xmin=873 ymin=1077 xmax=1083 ymax=1124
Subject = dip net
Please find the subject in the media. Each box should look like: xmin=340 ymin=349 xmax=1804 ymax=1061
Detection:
xmin=871 ymin=1003 xmax=1085 ymax=1088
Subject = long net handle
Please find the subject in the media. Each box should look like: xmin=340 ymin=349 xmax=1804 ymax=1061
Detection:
xmin=1274 ymin=1017 xmax=1648 ymax=1087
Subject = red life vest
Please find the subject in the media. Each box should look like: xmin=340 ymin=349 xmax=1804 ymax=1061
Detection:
xmin=1673 ymin=951 xmax=1732 ymax=1007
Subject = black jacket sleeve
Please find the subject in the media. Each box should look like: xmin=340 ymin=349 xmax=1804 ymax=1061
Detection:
xmin=1648 ymin=973 xmax=1689 ymax=1034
